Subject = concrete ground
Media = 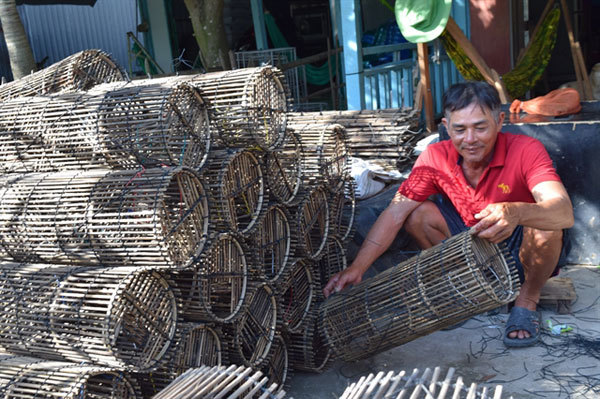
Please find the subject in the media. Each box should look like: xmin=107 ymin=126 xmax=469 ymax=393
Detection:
xmin=286 ymin=264 xmax=600 ymax=398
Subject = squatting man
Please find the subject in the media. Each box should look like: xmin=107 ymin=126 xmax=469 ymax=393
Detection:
xmin=324 ymin=81 xmax=574 ymax=348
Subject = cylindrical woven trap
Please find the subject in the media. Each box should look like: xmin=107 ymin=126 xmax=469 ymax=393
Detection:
xmin=286 ymin=121 xmax=349 ymax=190
xmin=135 ymin=323 xmax=223 ymax=397
xmin=316 ymin=236 xmax=347 ymax=293
xmin=250 ymin=203 xmax=295 ymax=283
xmin=339 ymin=367 xmax=511 ymax=399
xmin=263 ymin=131 xmax=303 ymax=206
xmin=0 ymin=354 xmax=139 ymax=399
xmin=189 ymin=66 xmax=289 ymax=149
xmin=261 ymin=335 xmax=290 ymax=393
xmin=0 ymin=167 xmax=209 ymax=268
xmin=288 ymin=311 xmax=333 ymax=373
xmin=293 ymin=186 xmax=330 ymax=260
xmin=329 ymin=177 xmax=356 ymax=243
xmin=153 ymin=365 xmax=286 ymax=399
xmin=203 ymin=149 xmax=266 ymax=234
xmin=319 ymin=231 xmax=520 ymax=362
xmin=223 ymin=283 xmax=278 ymax=367
xmin=169 ymin=232 xmax=256 ymax=323
xmin=0 ymin=263 xmax=177 ymax=371
xmin=288 ymin=108 xmax=422 ymax=173
xmin=0 ymin=81 xmax=210 ymax=172
xmin=0 ymin=49 xmax=125 ymax=101
xmin=277 ymin=259 xmax=315 ymax=334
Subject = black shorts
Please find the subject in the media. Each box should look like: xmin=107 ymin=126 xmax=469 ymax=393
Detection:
xmin=432 ymin=195 xmax=570 ymax=283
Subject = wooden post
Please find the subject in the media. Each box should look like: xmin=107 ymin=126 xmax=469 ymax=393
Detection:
xmin=327 ymin=38 xmax=337 ymax=110
xmin=417 ymin=43 xmax=435 ymax=132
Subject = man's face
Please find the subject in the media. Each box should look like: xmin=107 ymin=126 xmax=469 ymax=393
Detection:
xmin=442 ymin=103 xmax=504 ymax=166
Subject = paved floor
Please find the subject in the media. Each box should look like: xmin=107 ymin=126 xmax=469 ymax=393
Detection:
xmin=286 ymin=264 xmax=600 ymax=399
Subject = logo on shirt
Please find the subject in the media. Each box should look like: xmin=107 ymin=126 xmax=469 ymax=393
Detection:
xmin=497 ymin=183 xmax=511 ymax=194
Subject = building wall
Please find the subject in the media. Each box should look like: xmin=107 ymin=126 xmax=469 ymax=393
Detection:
xmin=0 ymin=0 xmax=139 ymax=82
xmin=469 ymin=0 xmax=512 ymax=75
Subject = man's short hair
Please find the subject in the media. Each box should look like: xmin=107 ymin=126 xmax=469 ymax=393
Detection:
xmin=442 ymin=81 xmax=501 ymax=120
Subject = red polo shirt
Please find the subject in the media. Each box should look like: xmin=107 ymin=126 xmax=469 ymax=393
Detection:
xmin=398 ymin=132 xmax=561 ymax=226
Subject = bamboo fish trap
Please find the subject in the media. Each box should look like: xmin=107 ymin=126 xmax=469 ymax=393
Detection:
xmin=222 ymin=283 xmax=278 ymax=367
xmin=329 ymin=177 xmax=356 ymax=243
xmin=0 ymin=264 xmax=177 ymax=371
xmin=0 ymin=81 xmax=210 ymax=172
xmin=203 ymin=149 xmax=266 ymax=234
xmin=0 ymin=354 xmax=140 ymax=399
xmin=135 ymin=323 xmax=223 ymax=397
xmin=287 ymin=311 xmax=333 ymax=373
xmin=288 ymin=108 xmax=422 ymax=173
xmin=169 ymin=232 xmax=256 ymax=323
xmin=153 ymin=365 xmax=286 ymax=399
xmin=339 ymin=367 xmax=513 ymax=399
xmin=0 ymin=49 xmax=126 ymax=101
xmin=188 ymin=66 xmax=289 ymax=149
xmin=250 ymin=203 xmax=295 ymax=283
xmin=263 ymin=131 xmax=303 ymax=206
xmin=316 ymin=236 xmax=347 ymax=293
xmin=287 ymin=122 xmax=349 ymax=191
xmin=277 ymin=259 xmax=315 ymax=334
xmin=293 ymin=185 xmax=330 ymax=260
xmin=0 ymin=167 xmax=209 ymax=268
xmin=260 ymin=335 xmax=290 ymax=394
xmin=319 ymin=231 xmax=521 ymax=362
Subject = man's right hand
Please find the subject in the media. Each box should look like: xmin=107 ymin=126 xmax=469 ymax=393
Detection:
xmin=323 ymin=266 xmax=364 ymax=298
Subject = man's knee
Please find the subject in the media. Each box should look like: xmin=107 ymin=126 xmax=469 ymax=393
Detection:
xmin=522 ymin=227 xmax=563 ymax=249
xmin=404 ymin=201 xmax=447 ymax=235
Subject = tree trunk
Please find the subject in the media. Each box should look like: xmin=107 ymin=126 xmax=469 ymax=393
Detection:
xmin=0 ymin=0 xmax=36 ymax=79
xmin=183 ymin=0 xmax=231 ymax=71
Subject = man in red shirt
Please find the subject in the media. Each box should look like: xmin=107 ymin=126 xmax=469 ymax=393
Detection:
xmin=324 ymin=81 xmax=574 ymax=347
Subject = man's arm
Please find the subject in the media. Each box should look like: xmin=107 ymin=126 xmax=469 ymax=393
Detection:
xmin=323 ymin=192 xmax=421 ymax=297
xmin=471 ymin=180 xmax=574 ymax=243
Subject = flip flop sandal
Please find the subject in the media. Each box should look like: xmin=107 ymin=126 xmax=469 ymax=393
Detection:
xmin=503 ymin=306 xmax=541 ymax=348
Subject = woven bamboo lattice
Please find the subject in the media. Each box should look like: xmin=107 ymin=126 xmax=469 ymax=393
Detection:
xmin=0 ymin=354 xmax=140 ymax=398
xmin=287 ymin=122 xmax=349 ymax=191
xmin=0 ymin=81 xmax=210 ymax=173
xmin=316 ymin=236 xmax=347 ymax=293
xmin=169 ymin=232 xmax=257 ymax=323
xmin=289 ymin=108 xmax=423 ymax=172
xmin=250 ymin=203 xmax=295 ymax=283
xmin=203 ymin=149 xmax=266 ymax=234
xmin=339 ymin=367 xmax=512 ymax=399
xmin=222 ymin=283 xmax=278 ymax=367
xmin=293 ymin=185 xmax=330 ymax=260
xmin=0 ymin=49 xmax=126 ymax=101
xmin=263 ymin=131 xmax=303 ymax=206
xmin=136 ymin=323 xmax=223 ymax=397
xmin=0 ymin=167 xmax=209 ymax=268
xmin=153 ymin=365 xmax=286 ymax=399
xmin=0 ymin=264 xmax=177 ymax=371
xmin=189 ymin=66 xmax=289 ymax=150
xmin=260 ymin=334 xmax=290 ymax=393
xmin=277 ymin=258 xmax=315 ymax=334
xmin=288 ymin=310 xmax=333 ymax=373
xmin=319 ymin=231 xmax=521 ymax=362
xmin=329 ymin=177 xmax=356 ymax=243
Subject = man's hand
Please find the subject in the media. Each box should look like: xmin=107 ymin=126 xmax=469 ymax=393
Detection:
xmin=323 ymin=265 xmax=364 ymax=298
xmin=471 ymin=202 xmax=520 ymax=243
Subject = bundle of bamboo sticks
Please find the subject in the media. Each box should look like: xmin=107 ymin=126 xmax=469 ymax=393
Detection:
xmin=0 ymin=81 xmax=210 ymax=172
xmin=339 ymin=367 xmax=512 ymax=399
xmin=319 ymin=231 xmax=520 ymax=361
xmin=0 ymin=353 xmax=140 ymax=398
xmin=0 ymin=49 xmax=126 ymax=101
xmin=0 ymin=264 xmax=177 ymax=370
xmin=0 ymin=167 xmax=209 ymax=268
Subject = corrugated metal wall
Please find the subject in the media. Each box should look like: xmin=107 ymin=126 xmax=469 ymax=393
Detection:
xmin=1 ymin=0 xmax=139 ymax=82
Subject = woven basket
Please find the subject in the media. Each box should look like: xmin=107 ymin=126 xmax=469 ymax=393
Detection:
xmin=0 ymin=49 xmax=125 ymax=101
xmin=319 ymin=231 xmax=520 ymax=361
xmin=277 ymin=258 xmax=316 ymax=334
xmin=263 ymin=130 xmax=303 ymax=206
xmin=292 ymin=185 xmax=330 ymax=260
xmin=287 ymin=310 xmax=333 ymax=373
xmin=0 ymin=264 xmax=177 ymax=371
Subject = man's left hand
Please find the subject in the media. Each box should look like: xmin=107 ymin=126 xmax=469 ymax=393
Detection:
xmin=471 ymin=202 xmax=520 ymax=243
